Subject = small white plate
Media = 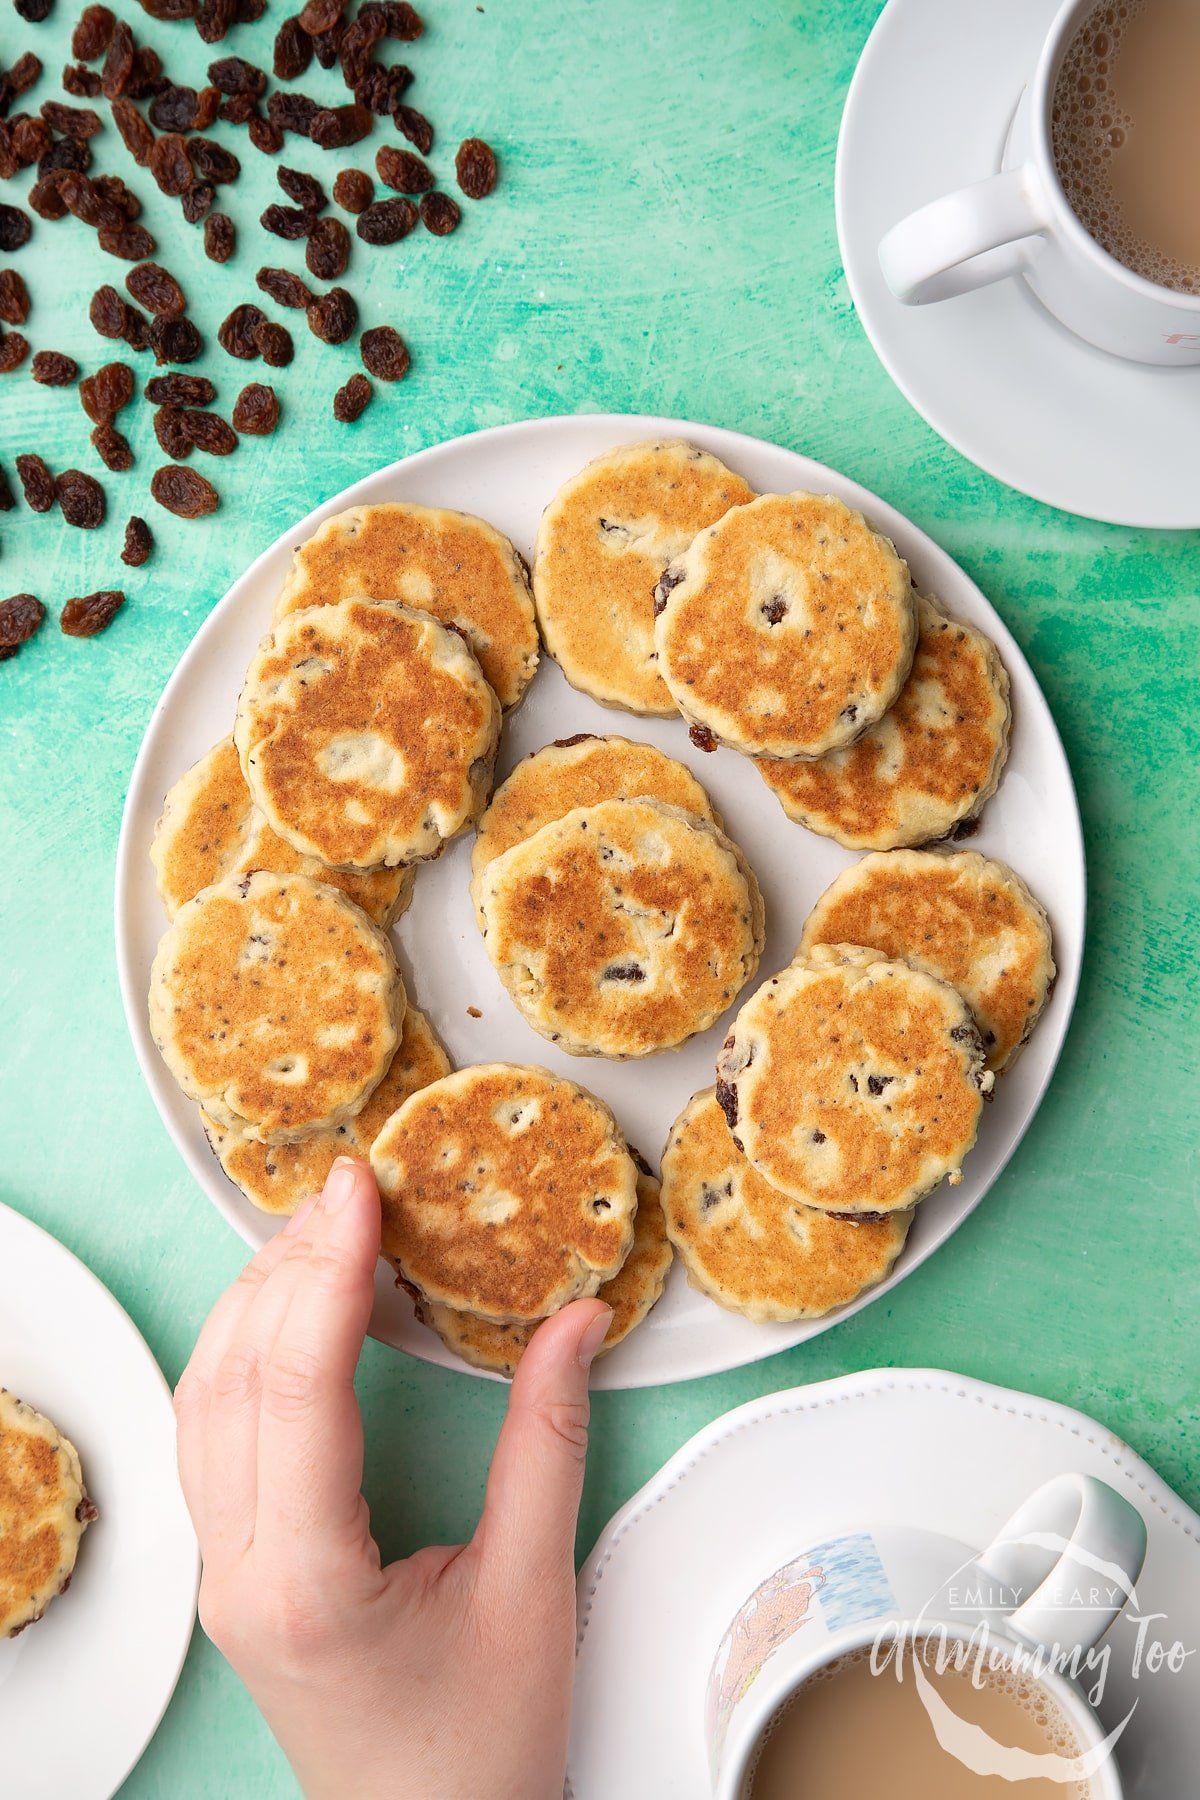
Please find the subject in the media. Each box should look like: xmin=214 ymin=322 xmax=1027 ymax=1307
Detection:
xmin=836 ymin=0 xmax=1200 ymax=528
xmin=115 ymin=414 xmax=1084 ymax=1390
xmin=569 ymin=1368 xmax=1200 ymax=1797
xmin=0 ymin=1202 xmax=199 ymax=1800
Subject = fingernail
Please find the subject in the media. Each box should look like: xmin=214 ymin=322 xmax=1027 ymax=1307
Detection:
xmin=283 ymin=1193 xmax=319 ymax=1236
xmin=577 ymin=1306 xmax=613 ymax=1369
xmin=322 ymin=1158 xmax=360 ymax=1215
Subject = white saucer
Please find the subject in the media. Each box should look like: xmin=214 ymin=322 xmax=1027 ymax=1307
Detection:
xmin=0 ymin=1203 xmax=199 ymax=1800
xmin=836 ymin=0 xmax=1200 ymax=528
xmin=115 ymin=414 xmax=1083 ymax=1390
xmin=569 ymin=1369 xmax=1200 ymax=1797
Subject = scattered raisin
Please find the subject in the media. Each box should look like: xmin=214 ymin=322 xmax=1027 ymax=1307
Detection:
xmin=151 ymin=464 xmax=218 ymax=516
xmin=111 ymin=96 xmax=155 ymax=165
xmin=0 ymin=205 xmax=32 ymax=251
xmin=93 ymin=173 xmax=141 ymax=219
xmin=61 ymin=589 xmax=124 ymax=636
xmin=56 ymin=467 xmax=106 ymax=528
xmin=231 ymin=380 xmax=278 ymax=434
xmin=455 ymin=136 xmax=497 ymax=199
xmin=260 ymin=202 xmax=315 ymax=239
xmin=149 ymin=85 xmax=199 ymax=130
xmin=338 ymin=14 xmax=385 ymax=87
xmin=190 ymin=137 xmax=239 ymax=184
xmin=379 ymin=0 xmax=422 ymax=36
xmin=255 ymin=265 xmax=312 ymax=307
xmin=28 ymin=174 xmax=69 ymax=219
xmin=218 ymin=92 xmax=256 ymax=124
xmin=89 ymin=284 xmax=128 ymax=338
xmin=57 ymin=169 xmax=121 ymax=227
xmin=305 ymin=284 xmax=356 ymax=342
xmin=100 ymin=20 xmax=134 ymax=100
xmin=393 ymin=103 xmax=431 ymax=154
xmin=309 ymin=103 xmax=371 ymax=149
xmin=145 ymin=371 xmax=214 ymax=405
xmin=193 ymin=85 xmax=221 ymax=129
xmin=124 ymin=45 xmax=165 ymax=100
xmin=203 ymin=210 xmax=235 ymax=261
xmin=255 ymin=319 xmax=294 ymax=366
xmin=0 ymin=464 xmax=13 ymax=510
xmin=419 ymin=190 xmax=459 ymax=235
xmin=273 ymin=16 xmax=312 ymax=80
xmin=15 ymin=0 xmax=54 ymax=23
xmin=90 ymin=422 xmax=133 ymax=470
xmin=207 ymin=55 xmax=266 ymax=96
xmin=0 ymin=332 xmax=30 ymax=371
xmin=126 ymin=260 xmax=184 ymax=316
xmin=297 ymin=0 xmax=346 ymax=35
xmin=0 ymin=593 xmax=44 ymax=656
xmin=62 ymin=63 xmax=104 ymax=97
xmin=16 ymin=453 xmax=55 ymax=510
xmin=98 ymin=220 xmax=157 ymax=260
xmin=309 ymin=22 xmax=343 ymax=68
xmin=72 ymin=5 xmax=115 ymax=60
xmin=333 ymin=370 xmax=370 ymax=421
xmin=376 ymin=145 xmax=430 ymax=193
xmin=355 ymin=195 xmax=414 ymax=244
xmin=218 ymin=301 xmax=266 ymax=358
xmin=79 ymin=360 xmax=133 ymax=422
xmin=248 ymin=113 xmax=284 ymax=155
xmin=40 ymin=100 xmax=102 ymax=139
xmin=196 ymin=0 xmax=237 ymax=43
xmin=360 ymin=324 xmax=408 ymax=381
xmin=183 ymin=407 xmax=237 ymax=454
xmin=32 ymin=349 xmax=79 ymax=384
xmin=137 ymin=0 xmax=197 ymax=16
xmin=278 ymin=164 xmax=326 ymax=210
xmin=0 ymin=269 xmax=29 ymax=324
xmin=10 ymin=116 xmax=53 ymax=167
xmin=332 ymin=167 xmax=371 ymax=212
xmin=38 ymin=134 xmax=89 ymax=176
xmin=148 ymin=314 xmax=202 ymax=364
xmin=121 ymin=514 xmax=152 ymax=565
xmin=181 ymin=181 xmax=214 ymax=223
xmin=150 ymin=133 xmax=192 ymax=198
xmin=305 ymin=213 xmax=349 ymax=279
xmin=3 ymin=50 xmax=44 ymax=102
xmin=354 ymin=61 xmax=411 ymax=117
xmin=267 ymin=90 xmax=319 ymax=136
xmin=153 ymin=404 xmax=191 ymax=457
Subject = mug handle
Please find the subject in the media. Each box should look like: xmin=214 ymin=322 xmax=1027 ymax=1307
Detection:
xmin=976 ymin=1472 xmax=1148 ymax=1654
xmin=878 ymin=165 xmax=1051 ymax=305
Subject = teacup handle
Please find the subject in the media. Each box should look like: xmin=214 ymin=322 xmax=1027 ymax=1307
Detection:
xmin=878 ymin=165 xmax=1051 ymax=305
xmin=977 ymin=1472 xmax=1147 ymax=1655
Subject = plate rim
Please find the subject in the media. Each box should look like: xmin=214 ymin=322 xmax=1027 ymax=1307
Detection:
xmin=114 ymin=410 xmax=1086 ymax=1390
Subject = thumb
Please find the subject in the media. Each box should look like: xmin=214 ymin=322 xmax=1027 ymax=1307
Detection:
xmin=473 ymin=1299 xmax=612 ymax=1598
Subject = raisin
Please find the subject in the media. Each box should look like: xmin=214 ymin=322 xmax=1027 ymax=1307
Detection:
xmin=121 ymin=514 xmax=152 ymax=565
xmin=190 ymin=138 xmax=239 ymax=184
xmin=203 ymin=210 xmax=235 ymax=262
xmin=455 ymin=137 xmax=497 ymax=199
xmin=37 ymin=134 xmax=88 ymax=176
xmin=100 ymin=20 xmax=134 ymax=100
xmin=419 ymin=191 xmax=459 ymax=236
xmin=267 ymin=90 xmax=319 ymax=136
xmin=256 ymin=265 xmax=311 ymax=307
xmin=3 ymin=51 xmax=43 ymax=101
xmin=394 ymin=104 xmax=431 ymax=153
xmin=147 ymin=315 xmax=202 ymax=364
xmin=193 ymin=85 xmax=220 ymax=129
xmin=125 ymin=261 xmax=184 ymax=317
xmin=218 ymin=92 xmax=256 ymax=124
xmin=93 ymin=173 xmax=140 ymax=218
xmin=376 ymin=145 xmax=430 ymax=193
xmin=80 ymin=360 xmax=133 ymax=421
xmin=125 ymin=45 xmax=166 ymax=100
xmin=305 ymin=285 xmax=356 ymax=343
xmin=152 ymin=464 xmax=217 ymax=516
xmin=332 ymin=370 xmax=370 ymax=421
xmin=273 ymin=16 xmax=312 ymax=79
xmin=0 ymin=331 xmax=30 ymax=371
xmin=208 ymin=56 xmax=266 ymax=96
xmin=236 ymin=0 xmax=266 ymax=22
xmin=297 ymin=0 xmax=346 ymax=34
xmin=32 ymin=349 xmax=79 ymax=384
xmin=309 ymin=103 xmax=371 ymax=150
xmin=181 ymin=181 xmax=214 ymax=223
xmin=354 ymin=61 xmax=411 ymax=115
xmin=153 ymin=404 xmax=191 ymax=457
xmin=90 ymin=285 xmax=125 ymax=338
xmin=146 ymin=372 xmax=214 ymax=405
xmin=40 ymin=100 xmax=102 ymax=139
xmin=332 ymin=167 xmax=371 ymax=213
xmin=99 ymin=221 xmax=157 ymax=260
xmin=338 ymin=14 xmax=385 ymax=86
xmin=149 ymin=85 xmax=199 ymax=130
xmin=355 ymin=195 xmax=414 ymax=244
xmin=380 ymin=1 xmax=421 ymax=38
xmin=62 ymin=65 xmax=104 ymax=97
xmin=360 ymin=324 xmax=408 ymax=381
xmin=0 ymin=206 xmax=32 ymax=251
xmin=255 ymin=319 xmax=293 ymax=366
xmin=61 ymin=589 xmax=124 ymax=636
xmin=90 ymin=422 xmax=133 ymax=470
xmin=58 ymin=169 xmax=118 ymax=227
xmin=0 ymin=269 xmax=29 ymax=324
xmin=137 ymin=0 xmax=197 ymax=16
xmin=0 ymin=464 xmax=14 ymax=509
xmin=260 ymin=202 xmax=315 ymax=239
xmin=10 ymin=116 xmax=52 ymax=167
xmin=72 ymin=6 xmax=115 ymax=59
xmin=231 ymin=380 xmax=277 ymax=434
xmin=150 ymin=134 xmax=192 ymax=198
xmin=185 ymin=407 xmax=237 ymax=454
xmin=218 ymin=302 xmax=266 ymax=358
xmin=17 ymin=453 xmax=55 ymax=510
xmin=56 ymin=467 xmax=106 ymax=527
xmin=0 ymin=593 xmax=44 ymax=653
xmin=278 ymin=164 xmax=326 ymax=210
xmin=111 ymin=96 xmax=155 ymax=165
xmin=309 ymin=23 xmax=342 ymax=68
xmin=14 ymin=0 xmax=54 ymax=22
xmin=305 ymin=214 xmax=349 ymax=279
xmin=196 ymin=0 xmax=237 ymax=44
xmin=248 ymin=115 xmax=283 ymax=155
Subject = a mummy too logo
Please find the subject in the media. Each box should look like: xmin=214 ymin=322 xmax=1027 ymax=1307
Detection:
xmin=869 ymin=1533 xmax=1194 ymax=1784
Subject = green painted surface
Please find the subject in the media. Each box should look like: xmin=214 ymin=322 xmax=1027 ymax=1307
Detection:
xmin=1 ymin=1 xmax=1197 ymax=1792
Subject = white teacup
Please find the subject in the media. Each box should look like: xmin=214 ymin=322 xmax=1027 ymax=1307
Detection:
xmin=705 ymin=1471 xmax=1147 ymax=1798
xmin=877 ymin=0 xmax=1200 ymax=364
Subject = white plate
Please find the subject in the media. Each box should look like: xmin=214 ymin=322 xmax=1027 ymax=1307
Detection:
xmin=569 ymin=1368 xmax=1200 ymax=1797
xmin=0 ymin=1202 xmax=199 ymax=1800
xmin=836 ymin=0 xmax=1200 ymax=528
xmin=115 ymin=413 xmax=1084 ymax=1390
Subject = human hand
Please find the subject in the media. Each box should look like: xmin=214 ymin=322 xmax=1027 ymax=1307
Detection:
xmin=174 ymin=1156 xmax=612 ymax=1800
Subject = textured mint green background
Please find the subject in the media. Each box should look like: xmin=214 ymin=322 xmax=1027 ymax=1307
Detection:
xmin=1 ymin=2 xmax=1197 ymax=1793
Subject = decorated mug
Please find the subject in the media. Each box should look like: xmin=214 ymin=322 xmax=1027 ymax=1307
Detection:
xmin=705 ymin=1471 xmax=1147 ymax=1798
xmin=877 ymin=0 xmax=1200 ymax=364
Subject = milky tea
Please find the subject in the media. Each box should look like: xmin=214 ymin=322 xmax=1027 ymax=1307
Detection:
xmin=1051 ymin=0 xmax=1200 ymax=291
xmin=747 ymin=1638 xmax=1094 ymax=1800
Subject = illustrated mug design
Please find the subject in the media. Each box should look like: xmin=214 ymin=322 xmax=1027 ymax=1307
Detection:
xmin=877 ymin=0 xmax=1200 ymax=364
xmin=705 ymin=1471 xmax=1148 ymax=1798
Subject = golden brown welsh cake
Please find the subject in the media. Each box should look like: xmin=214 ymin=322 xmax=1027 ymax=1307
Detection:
xmin=715 ymin=944 xmax=992 ymax=1216
xmin=149 ymin=870 xmax=405 ymax=1144
xmin=0 ymin=1389 xmax=97 ymax=1638
xmin=273 ymin=502 xmax=539 ymax=710
xmin=660 ymin=1090 xmax=912 ymax=1322
xmin=653 ymin=491 xmax=917 ymax=760
xmin=235 ymin=599 xmax=501 ymax=870
xmin=371 ymin=1064 xmax=639 ymax=1323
